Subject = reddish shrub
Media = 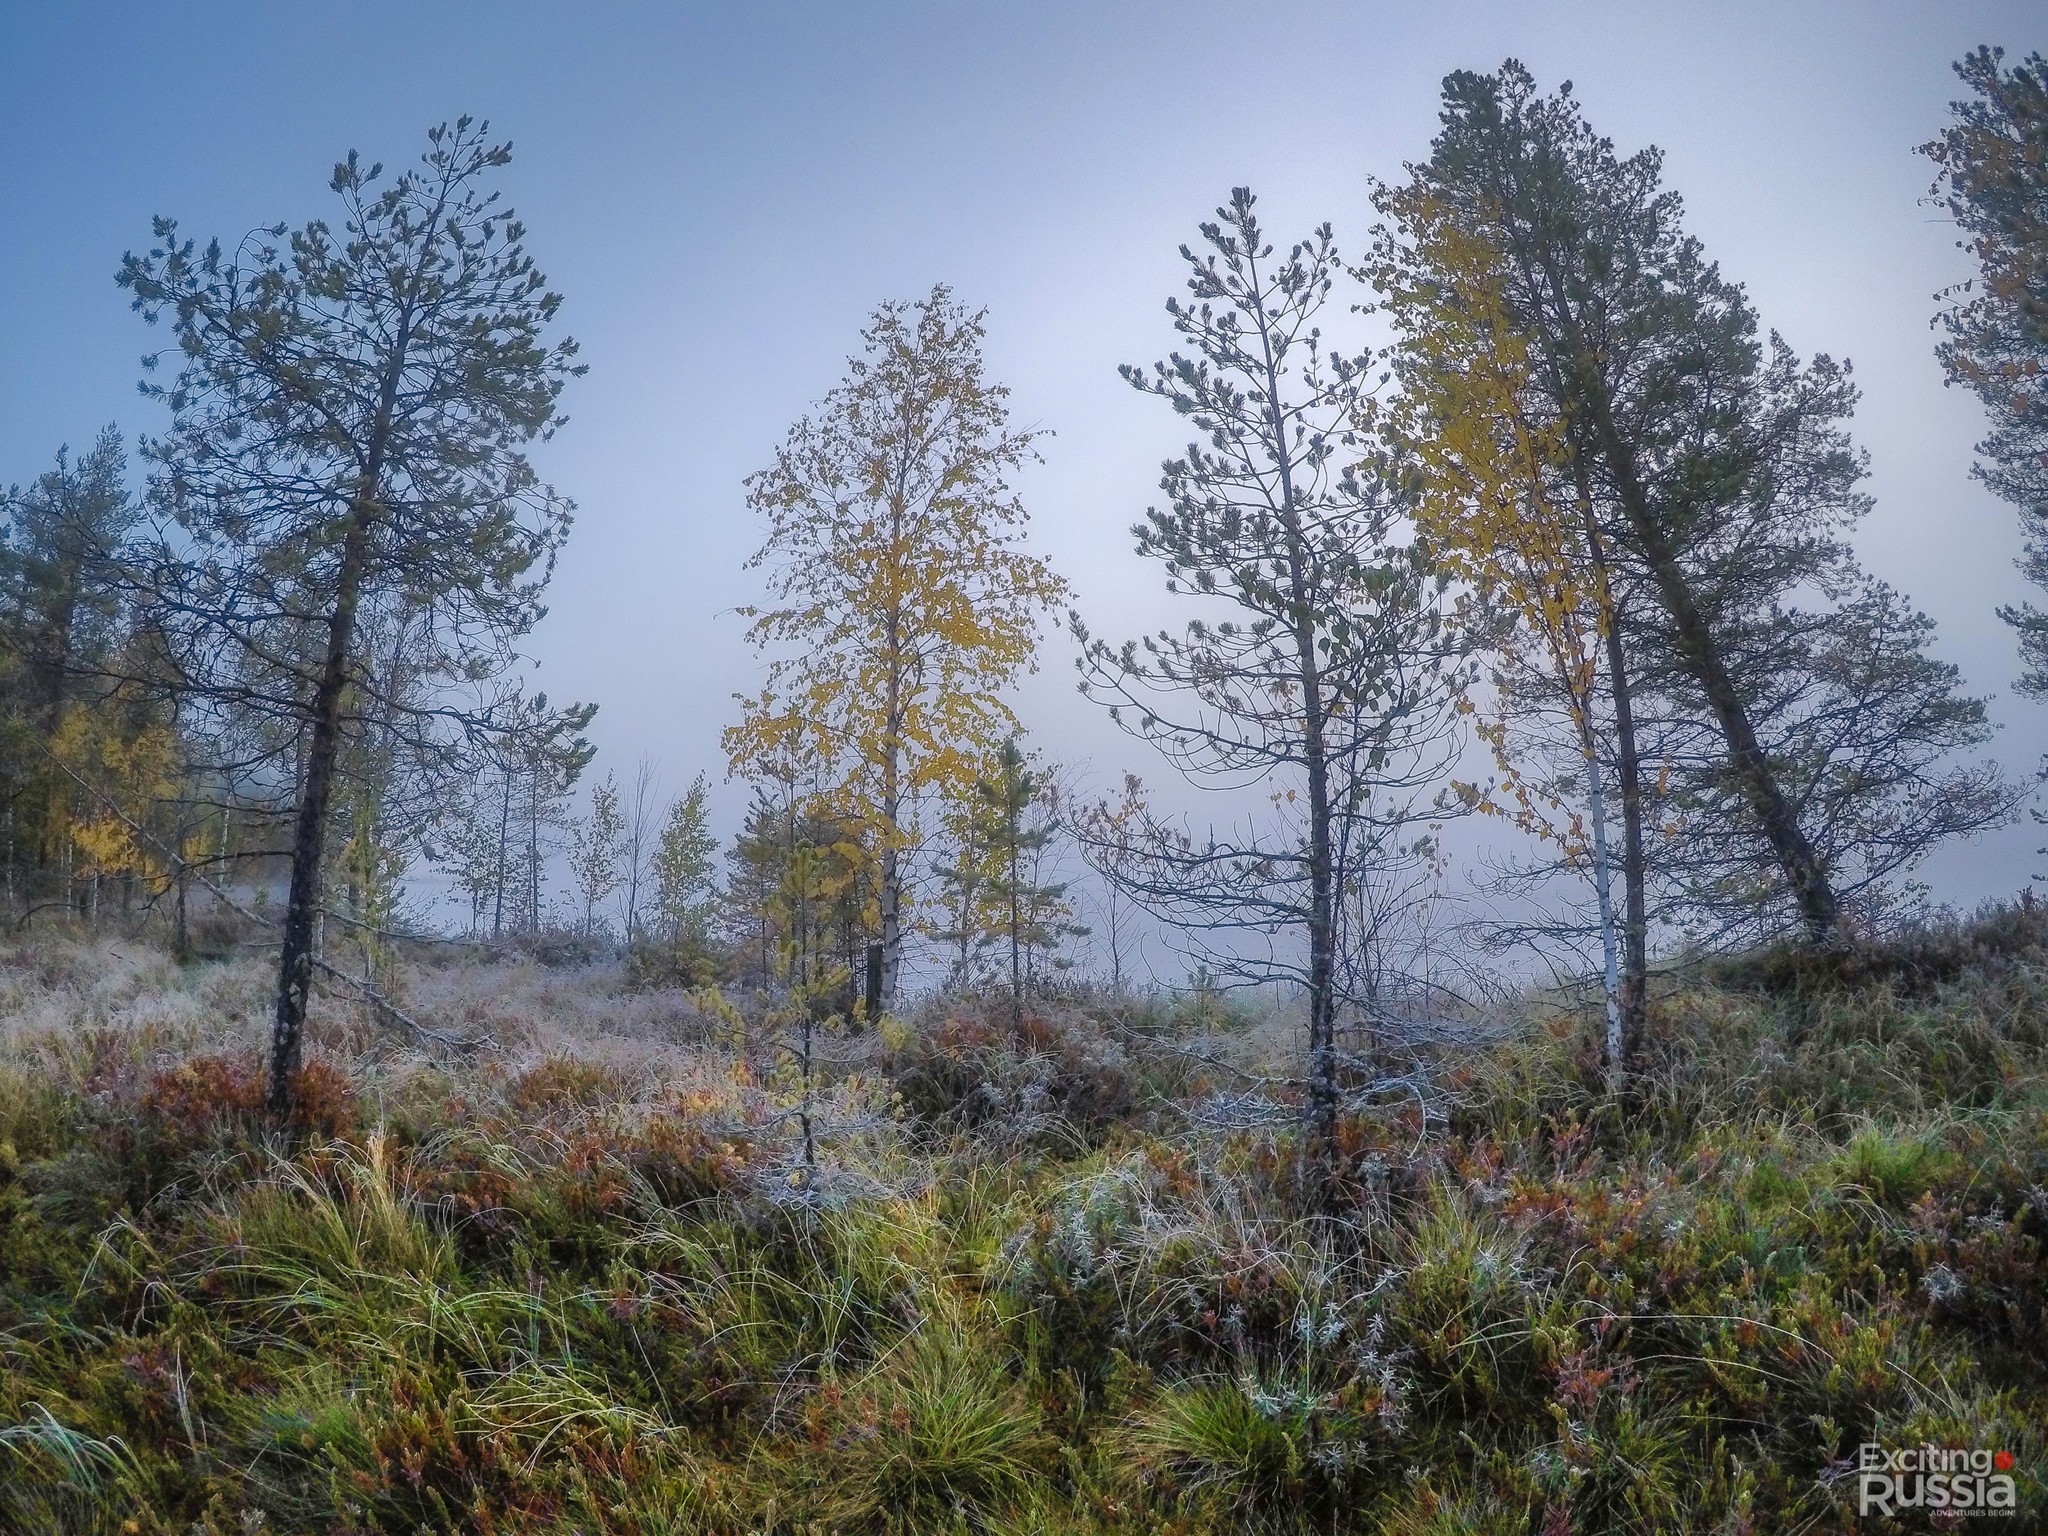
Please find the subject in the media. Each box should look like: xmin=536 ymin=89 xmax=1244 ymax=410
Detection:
xmin=288 ymin=1060 xmax=358 ymax=1141
xmin=633 ymin=1113 xmax=756 ymax=1208
xmin=402 ymin=1143 xmax=524 ymax=1258
xmin=506 ymin=1056 xmax=630 ymax=1115
xmin=139 ymin=1054 xmax=265 ymax=1136
xmin=139 ymin=1053 xmax=357 ymax=1149
xmin=890 ymin=1007 xmax=1137 ymax=1141
xmin=559 ymin=1114 xmax=757 ymax=1216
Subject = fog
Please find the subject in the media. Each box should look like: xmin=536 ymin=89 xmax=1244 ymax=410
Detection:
xmin=3 ymin=1 xmax=2039 ymax=974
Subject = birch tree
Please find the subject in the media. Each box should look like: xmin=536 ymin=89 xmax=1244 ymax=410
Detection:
xmin=1076 ymin=772 xmax=1150 ymax=997
xmin=651 ymin=773 xmax=718 ymax=955
xmin=621 ymin=756 xmax=661 ymax=943
xmin=569 ymin=771 xmax=625 ymax=939
xmin=1378 ymin=202 xmax=1631 ymax=1082
xmin=725 ymin=287 xmax=1068 ymax=1011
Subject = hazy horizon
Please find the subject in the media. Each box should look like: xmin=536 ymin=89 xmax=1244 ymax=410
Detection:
xmin=4 ymin=1 xmax=2041 ymax=961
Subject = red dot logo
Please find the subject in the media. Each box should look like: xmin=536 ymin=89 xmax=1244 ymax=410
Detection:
xmin=1994 ymin=1450 xmax=2015 ymax=1471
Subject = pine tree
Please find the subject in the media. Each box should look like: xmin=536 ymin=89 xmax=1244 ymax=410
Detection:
xmin=0 ymin=429 xmax=146 ymax=919
xmin=506 ymin=692 xmax=595 ymax=935
xmin=963 ymin=740 xmax=1084 ymax=1027
xmin=1074 ymin=189 xmax=1470 ymax=1160
xmin=722 ymin=787 xmax=789 ymax=990
xmin=1379 ymin=61 xmax=2015 ymax=953
xmin=121 ymin=120 xmax=584 ymax=1120
xmin=1380 ymin=62 xmax=1842 ymax=940
xmin=1923 ymin=48 xmax=2048 ymax=692
xmin=930 ymin=790 xmax=1002 ymax=990
xmin=0 ymin=430 xmax=135 ymax=731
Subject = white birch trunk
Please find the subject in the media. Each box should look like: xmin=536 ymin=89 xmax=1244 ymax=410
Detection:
xmin=1579 ymin=738 xmax=1625 ymax=1090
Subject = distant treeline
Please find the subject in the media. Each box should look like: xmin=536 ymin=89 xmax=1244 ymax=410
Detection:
xmin=1 ymin=52 xmax=2041 ymax=1127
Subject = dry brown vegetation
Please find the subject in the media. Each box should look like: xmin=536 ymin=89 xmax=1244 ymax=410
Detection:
xmin=1 ymin=910 xmax=2045 ymax=1532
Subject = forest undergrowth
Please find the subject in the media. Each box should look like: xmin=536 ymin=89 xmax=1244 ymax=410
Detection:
xmin=2 ymin=908 xmax=2046 ymax=1534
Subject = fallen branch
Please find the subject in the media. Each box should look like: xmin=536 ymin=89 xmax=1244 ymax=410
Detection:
xmin=307 ymin=953 xmax=494 ymax=1052
xmin=32 ymin=741 xmax=492 ymax=1054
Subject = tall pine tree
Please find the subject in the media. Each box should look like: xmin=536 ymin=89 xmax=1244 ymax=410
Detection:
xmin=122 ymin=121 xmax=584 ymax=1118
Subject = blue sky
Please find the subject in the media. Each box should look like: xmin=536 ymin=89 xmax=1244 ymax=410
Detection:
xmin=2 ymin=0 xmax=2041 ymax=933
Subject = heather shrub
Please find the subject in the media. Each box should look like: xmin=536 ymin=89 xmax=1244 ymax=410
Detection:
xmin=887 ymin=1003 xmax=1139 ymax=1145
xmin=1 ymin=912 xmax=2046 ymax=1531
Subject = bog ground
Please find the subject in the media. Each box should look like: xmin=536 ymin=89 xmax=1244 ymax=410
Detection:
xmin=2 ymin=912 xmax=2045 ymax=1534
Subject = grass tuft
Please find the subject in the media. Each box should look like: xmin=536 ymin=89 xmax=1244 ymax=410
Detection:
xmin=1 ymin=908 xmax=2046 ymax=1529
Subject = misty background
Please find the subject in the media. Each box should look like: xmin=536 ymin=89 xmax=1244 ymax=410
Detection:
xmin=2 ymin=0 xmax=2039 ymax=978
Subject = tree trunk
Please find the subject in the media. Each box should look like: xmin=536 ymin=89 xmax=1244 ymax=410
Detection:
xmin=1008 ymin=833 xmax=1022 ymax=1032
xmin=625 ymin=843 xmax=641 ymax=946
xmin=1304 ymin=739 xmax=1337 ymax=1156
xmin=1246 ymin=253 xmax=1341 ymax=1182
xmin=1107 ymin=883 xmax=1123 ymax=997
xmin=493 ymin=765 xmax=510 ymax=938
xmin=1577 ymin=477 xmax=1650 ymax=1070
xmin=1577 ymin=713 xmax=1626 ymax=1090
xmin=877 ymin=605 xmax=903 ymax=1013
xmin=267 ymin=487 xmax=378 ymax=1123
xmin=174 ymin=855 xmax=189 ymax=962
xmin=520 ymin=774 xmax=536 ymax=933
xmin=1515 ymin=234 xmax=1840 ymax=944
xmin=41 ymin=575 xmax=77 ymax=739
xmin=1295 ymin=581 xmax=1336 ymax=1161
xmin=1604 ymin=606 xmax=1649 ymax=1070
xmin=952 ymin=825 xmax=977 ymax=987
xmin=878 ymin=834 xmax=900 ymax=1009
xmin=1579 ymin=389 xmax=1838 ymax=943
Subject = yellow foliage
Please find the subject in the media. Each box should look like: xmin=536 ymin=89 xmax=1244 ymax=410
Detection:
xmin=723 ymin=292 xmax=1070 ymax=909
xmin=877 ymin=1011 xmax=914 ymax=1054
xmin=48 ymin=703 xmax=181 ymax=884
xmin=1377 ymin=193 xmax=1616 ymax=865
xmin=691 ymin=984 xmax=750 ymax=1055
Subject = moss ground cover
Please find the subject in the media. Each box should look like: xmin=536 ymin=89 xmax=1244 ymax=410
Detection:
xmin=2 ymin=913 xmax=2045 ymax=1532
